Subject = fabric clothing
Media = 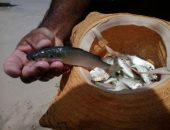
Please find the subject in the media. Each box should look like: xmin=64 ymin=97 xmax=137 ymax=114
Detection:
xmin=89 ymin=0 xmax=170 ymax=21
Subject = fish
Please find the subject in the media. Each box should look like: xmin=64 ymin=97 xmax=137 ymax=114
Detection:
xmin=131 ymin=65 xmax=154 ymax=84
xmin=104 ymin=77 xmax=117 ymax=84
xmin=94 ymin=80 xmax=129 ymax=91
xmin=138 ymin=67 xmax=170 ymax=75
xmin=128 ymin=55 xmax=155 ymax=70
xmin=27 ymin=46 xmax=122 ymax=74
xmin=117 ymin=57 xmax=135 ymax=78
xmin=90 ymin=67 xmax=110 ymax=81
xmin=119 ymin=77 xmax=143 ymax=89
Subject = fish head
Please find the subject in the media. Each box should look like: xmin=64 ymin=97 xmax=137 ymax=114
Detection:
xmin=27 ymin=47 xmax=66 ymax=61
xmin=27 ymin=50 xmax=46 ymax=60
xmin=27 ymin=49 xmax=58 ymax=61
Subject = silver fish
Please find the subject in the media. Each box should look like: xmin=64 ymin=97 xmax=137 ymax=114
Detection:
xmin=90 ymin=67 xmax=110 ymax=82
xmin=27 ymin=46 xmax=122 ymax=74
xmin=104 ymin=77 xmax=117 ymax=84
xmin=94 ymin=79 xmax=129 ymax=91
xmin=140 ymin=67 xmax=170 ymax=75
xmin=131 ymin=65 xmax=153 ymax=84
xmin=119 ymin=77 xmax=143 ymax=89
xmin=128 ymin=55 xmax=155 ymax=70
xmin=117 ymin=57 xmax=135 ymax=78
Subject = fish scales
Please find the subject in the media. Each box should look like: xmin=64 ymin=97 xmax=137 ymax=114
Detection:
xmin=27 ymin=46 xmax=121 ymax=74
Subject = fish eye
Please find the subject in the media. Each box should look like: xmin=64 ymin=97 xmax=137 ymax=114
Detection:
xmin=32 ymin=57 xmax=35 ymax=60
xmin=48 ymin=54 xmax=54 ymax=58
xmin=148 ymin=66 xmax=153 ymax=70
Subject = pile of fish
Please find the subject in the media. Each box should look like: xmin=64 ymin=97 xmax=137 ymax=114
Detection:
xmin=25 ymin=45 xmax=168 ymax=92
xmin=90 ymin=55 xmax=160 ymax=91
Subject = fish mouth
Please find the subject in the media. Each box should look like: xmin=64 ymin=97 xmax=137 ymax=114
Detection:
xmin=26 ymin=54 xmax=34 ymax=61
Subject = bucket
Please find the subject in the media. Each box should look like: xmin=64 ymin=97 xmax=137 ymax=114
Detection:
xmin=40 ymin=12 xmax=170 ymax=130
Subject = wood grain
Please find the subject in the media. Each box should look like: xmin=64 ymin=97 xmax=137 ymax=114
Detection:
xmin=40 ymin=13 xmax=170 ymax=130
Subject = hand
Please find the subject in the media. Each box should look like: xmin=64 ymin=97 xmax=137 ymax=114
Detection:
xmin=3 ymin=27 xmax=70 ymax=83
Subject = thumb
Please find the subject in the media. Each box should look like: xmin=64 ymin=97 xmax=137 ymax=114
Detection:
xmin=54 ymin=37 xmax=63 ymax=46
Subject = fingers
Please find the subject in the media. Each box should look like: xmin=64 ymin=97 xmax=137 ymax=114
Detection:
xmin=22 ymin=61 xmax=49 ymax=77
xmin=4 ymin=56 xmax=22 ymax=78
xmin=36 ymin=39 xmax=53 ymax=49
xmin=20 ymin=61 xmax=50 ymax=83
xmin=54 ymin=37 xmax=63 ymax=46
xmin=4 ymin=52 xmax=68 ymax=83
xmin=18 ymin=28 xmax=55 ymax=53
xmin=3 ymin=50 xmax=27 ymax=78
xmin=38 ymin=61 xmax=70 ymax=82
xmin=4 ymin=27 xmax=67 ymax=83
xmin=20 ymin=61 xmax=70 ymax=83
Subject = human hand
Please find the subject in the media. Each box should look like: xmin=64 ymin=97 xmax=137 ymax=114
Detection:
xmin=3 ymin=27 xmax=70 ymax=83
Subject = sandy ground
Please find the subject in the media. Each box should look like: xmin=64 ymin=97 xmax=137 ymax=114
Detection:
xmin=0 ymin=0 xmax=60 ymax=130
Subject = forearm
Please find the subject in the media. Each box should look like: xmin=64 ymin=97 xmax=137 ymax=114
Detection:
xmin=39 ymin=0 xmax=90 ymax=42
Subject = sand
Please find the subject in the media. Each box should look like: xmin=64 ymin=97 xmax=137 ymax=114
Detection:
xmin=0 ymin=0 xmax=59 ymax=130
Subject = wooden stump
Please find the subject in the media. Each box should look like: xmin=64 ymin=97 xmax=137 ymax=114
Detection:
xmin=40 ymin=13 xmax=170 ymax=130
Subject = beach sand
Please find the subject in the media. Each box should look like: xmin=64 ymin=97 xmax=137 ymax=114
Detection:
xmin=0 ymin=0 xmax=59 ymax=130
